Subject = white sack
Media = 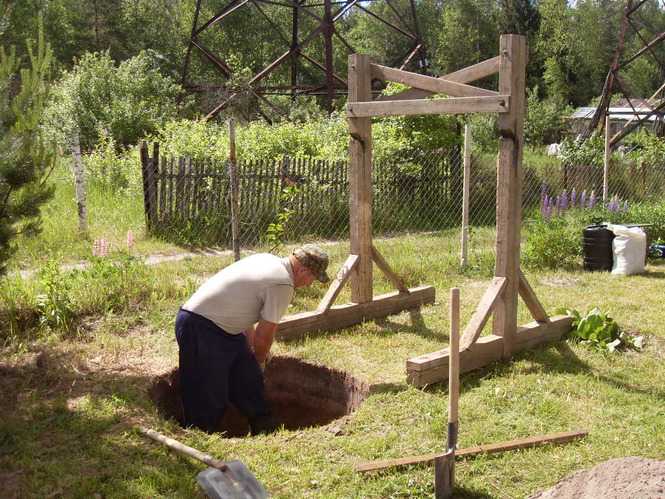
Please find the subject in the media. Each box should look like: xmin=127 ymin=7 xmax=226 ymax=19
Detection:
xmin=607 ymin=224 xmax=646 ymax=275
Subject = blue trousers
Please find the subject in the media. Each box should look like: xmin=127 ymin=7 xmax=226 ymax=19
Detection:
xmin=174 ymin=308 xmax=270 ymax=433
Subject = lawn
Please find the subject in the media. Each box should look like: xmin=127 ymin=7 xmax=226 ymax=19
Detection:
xmin=1 ymin=230 xmax=664 ymax=498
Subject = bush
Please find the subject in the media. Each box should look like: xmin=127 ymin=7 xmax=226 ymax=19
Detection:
xmin=42 ymin=50 xmax=186 ymax=151
xmin=523 ymin=217 xmax=581 ymax=270
xmin=524 ymin=89 xmax=572 ymax=145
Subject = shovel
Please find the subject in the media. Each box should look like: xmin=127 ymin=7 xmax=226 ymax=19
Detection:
xmin=139 ymin=426 xmax=268 ymax=499
xmin=434 ymin=288 xmax=460 ymax=499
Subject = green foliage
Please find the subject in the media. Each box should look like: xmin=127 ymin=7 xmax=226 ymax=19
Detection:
xmin=559 ymin=134 xmax=604 ymax=167
xmin=42 ymin=50 xmax=185 ymax=150
xmin=566 ymin=307 xmax=642 ymax=352
xmin=83 ymin=134 xmax=140 ymax=192
xmin=525 ymin=88 xmax=572 ymax=145
xmin=265 ymin=185 xmax=298 ymax=251
xmin=523 ymin=217 xmax=581 ymax=270
xmin=625 ymin=131 xmax=665 ymax=168
xmin=0 ymin=22 xmax=56 ymax=274
xmin=35 ymin=260 xmax=74 ymax=332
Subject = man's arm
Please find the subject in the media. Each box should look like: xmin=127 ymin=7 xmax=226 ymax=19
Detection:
xmin=253 ymin=319 xmax=278 ymax=366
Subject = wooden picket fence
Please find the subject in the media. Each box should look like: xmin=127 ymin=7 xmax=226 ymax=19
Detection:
xmin=140 ymin=142 xmax=461 ymax=247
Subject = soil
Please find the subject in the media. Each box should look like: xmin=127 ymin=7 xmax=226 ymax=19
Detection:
xmin=149 ymin=355 xmax=369 ymax=437
xmin=528 ymin=456 xmax=665 ymax=499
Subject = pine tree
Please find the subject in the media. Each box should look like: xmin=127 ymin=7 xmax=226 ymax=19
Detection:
xmin=0 ymin=25 xmax=55 ymax=273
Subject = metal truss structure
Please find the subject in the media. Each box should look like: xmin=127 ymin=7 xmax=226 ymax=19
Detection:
xmin=584 ymin=0 xmax=665 ymax=147
xmin=182 ymin=0 xmax=428 ymax=120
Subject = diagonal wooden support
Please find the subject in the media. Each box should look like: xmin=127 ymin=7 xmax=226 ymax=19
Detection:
xmin=316 ymin=254 xmax=359 ymax=313
xmin=370 ymin=64 xmax=498 ymax=98
xmin=372 ymin=245 xmax=409 ymax=294
xmin=518 ymin=270 xmax=549 ymax=323
xmin=460 ymin=277 xmax=507 ymax=351
xmin=378 ymin=56 xmax=501 ymax=102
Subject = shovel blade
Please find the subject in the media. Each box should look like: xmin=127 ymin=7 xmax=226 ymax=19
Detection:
xmin=197 ymin=461 xmax=268 ymax=499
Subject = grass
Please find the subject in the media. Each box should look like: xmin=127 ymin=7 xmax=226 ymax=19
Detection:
xmin=2 ymin=227 xmax=665 ymax=498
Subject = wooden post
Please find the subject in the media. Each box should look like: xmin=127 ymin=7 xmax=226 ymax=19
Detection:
xmin=435 ymin=288 xmax=460 ymax=498
xmin=228 ymin=119 xmax=241 ymax=261
xmin=492 ymin=34 xmax=527 ymax=358
xmin=140 ymin=142 xmax=157 ymax=231
xmin=460 ymin=124 xmax=471 ymax=267
xmin=603 ymin=113 xmax=610 ymax=202
xmin=348 ymin=54 xmax=373 ymax=303
xmin=71 ymin=131 xmax=87 ymax=235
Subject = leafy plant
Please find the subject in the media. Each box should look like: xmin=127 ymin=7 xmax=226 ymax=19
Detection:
xmin=523 ymin=217 xmax=581 ymax=270
xmin=265 ymin=185 xmax=298 ymax=251
xmin=36 ymin=260 xmax=74 ymax=332
xmin=565 ymin=307 xmax=643 ymax=352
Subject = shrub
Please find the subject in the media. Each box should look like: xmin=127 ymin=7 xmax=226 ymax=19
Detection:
xmin=523 ymin=217 xmax=581 ymax=270
xmin=524 ymin=88 xmax=572 ymax=146
xmin=42 ymin=50 xmax=186 ymax=151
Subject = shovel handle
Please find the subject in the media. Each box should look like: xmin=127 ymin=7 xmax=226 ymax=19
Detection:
xmin=139 ymin=426 xmax=227 ymax=470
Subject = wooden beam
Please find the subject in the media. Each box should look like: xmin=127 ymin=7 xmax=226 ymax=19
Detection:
xmin=460 ymin=277 xmax=507 ymax=351
xmin=355 ymin=430 xmax=587 ymax=473
xmin=277 ymin=285 xmax=435 ymax=340
xmin=378 ymin=56 xmax=501 ymax=101
xmin=492 ymin=34 xmax=527 ymax=359
xmin=406 ymin=315 xmax=572 ymax=387
xmin=518 ymin=270 xmax=549 ymax=323
xmin=347 ymin=95 xmax=510 ymax=118
xmin=372 ymin=246 xmax=408 ymax=293
xmin=348 ymin=54 xmax=374 ymax=303
xmin=370 ymin=64 xmax=498 ymax=98
xmin=316 ymin=254 xmax=359 ymax=313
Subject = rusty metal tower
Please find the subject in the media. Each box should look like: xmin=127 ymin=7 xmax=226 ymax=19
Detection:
xmin=182 ymin=0 xmax=429 ymax=121
xmin=584 ymin=0 xmax=665 ymax=147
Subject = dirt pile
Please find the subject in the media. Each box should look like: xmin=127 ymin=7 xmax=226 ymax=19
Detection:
xmin=529 ymin=456 xmax=665 ymax=499
xmin=149 ymin=356 xmax=369 ymax=437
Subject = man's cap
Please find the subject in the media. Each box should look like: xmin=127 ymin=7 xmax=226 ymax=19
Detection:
xmin=293 ymin=244 xmax=330 ymax=283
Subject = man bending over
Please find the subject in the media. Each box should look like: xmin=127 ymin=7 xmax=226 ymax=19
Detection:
xmin=175 ymin=245 xmax=330 ymax=434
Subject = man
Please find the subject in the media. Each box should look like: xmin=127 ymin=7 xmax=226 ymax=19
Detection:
xmin=175 ymin=244 xmax=330 ymax=435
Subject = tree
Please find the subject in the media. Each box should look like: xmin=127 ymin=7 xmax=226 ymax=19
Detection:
xmin=0 ymin=27 xmax=55 ymax=272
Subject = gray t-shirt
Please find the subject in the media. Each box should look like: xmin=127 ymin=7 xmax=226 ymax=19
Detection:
xmin=182 ymin=253 xmax=295 ymax=334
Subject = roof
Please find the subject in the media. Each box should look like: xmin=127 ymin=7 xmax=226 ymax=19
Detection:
xmin=570 ymin=106 xmax=663 ymax=122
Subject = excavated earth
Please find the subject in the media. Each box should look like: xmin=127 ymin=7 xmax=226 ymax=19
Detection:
xmin=529 ymin=456 xmax=665 ymax=499
xmin=149 ymin=356 xmax=369 ymax=437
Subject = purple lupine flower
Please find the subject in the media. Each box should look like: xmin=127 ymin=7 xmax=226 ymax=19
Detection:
xmin=570 ymin=188 xmax=577 ymax=208
xmin=623 ymin=200 xmax=629 ymax=212
xmin=560 ymin=190 xmax=568 ymax=211
xmin=540 ymin=183 xmax=548 ymax=205
xmin=588 ymin=191 xmax=597 ymax=209
xmin=580 ymin=190 xmax=587 ymax=209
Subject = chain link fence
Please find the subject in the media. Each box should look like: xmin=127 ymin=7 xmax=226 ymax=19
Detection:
xmin=138 ymin=140 xmax=665 ymax=253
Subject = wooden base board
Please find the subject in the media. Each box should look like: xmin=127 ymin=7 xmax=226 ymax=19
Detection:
xmin=277 ymin=285 xmax=435 ymax=341
xmin=406 ymin=315 xmax=572 ymax=387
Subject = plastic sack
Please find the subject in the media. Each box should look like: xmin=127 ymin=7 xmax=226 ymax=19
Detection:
xmin=607 ymin=224 xmax=646 ymax=275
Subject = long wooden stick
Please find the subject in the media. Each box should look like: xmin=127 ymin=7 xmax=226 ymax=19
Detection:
xmin=355 ymin=430 xmax=588 ymax=473
xmin=435 ymin=288 xmax=460 ymax=498
xmin=139 ymin=426 xmax=227 ymax=470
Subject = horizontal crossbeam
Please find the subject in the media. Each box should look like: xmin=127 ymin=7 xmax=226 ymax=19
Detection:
xmin=370 ymin=64 xmax=498 ymax=98
xmin=347 ymin=95 xmax=510 ymax=118
xmin=278 ymin=285 xmax=435 ymax=340
xmin=406 ymin=315 xmax=573 ymax=387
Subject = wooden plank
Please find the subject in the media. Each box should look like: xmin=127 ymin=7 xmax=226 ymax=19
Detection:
xmin=492 ymin=34 xmax=527 ymax=359
xmin=459 ymin=277 xmax=507 ymax=351
xmin=348 ymin=54 xmax=373 ymax=303
xmin=406 ymin=316 xmax=572 ymax=387
xmin=377 ymin=56 xmax=501 ymax=102
xmin=370 ymin=63 xmax=498 ymax=98
xmin=316 ymin=254 xmax=359 ymax=313
xmin=355 ymin=429 xmax=588 ymax=473
xmin=277 ymin=285 xmax=435 ymax=340
xmin=518 ymin=270 xmax=549 ymax=323
xmin=371 ymin=245 xmax=408 ymax=293
xmin=347 ymin=95 xmax=510 ymax=118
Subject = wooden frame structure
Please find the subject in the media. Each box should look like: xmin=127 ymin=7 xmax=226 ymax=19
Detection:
xmin=405 ymin=34 xmax=573 ymax=387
